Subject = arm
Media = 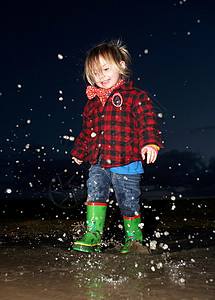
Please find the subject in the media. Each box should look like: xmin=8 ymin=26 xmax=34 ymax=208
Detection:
xmin=132 ymin=91 xmax=163 ymax=163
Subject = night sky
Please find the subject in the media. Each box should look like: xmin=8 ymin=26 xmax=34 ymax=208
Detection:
xmin=0 ymin=0 xmax=215 ymax=200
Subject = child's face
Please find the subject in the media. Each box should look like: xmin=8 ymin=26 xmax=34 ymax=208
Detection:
xmin=92 ymin=56 xmax=125 ymax=89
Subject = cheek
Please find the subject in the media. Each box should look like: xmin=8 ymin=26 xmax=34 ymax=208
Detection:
xmin=115 ymin=73 xmax=121 ymax=81
xmin=93 ymin=77 xmax=100 ymax=85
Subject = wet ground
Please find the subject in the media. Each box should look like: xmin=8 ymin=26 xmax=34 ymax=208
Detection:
xmin=0 ymin=243 xmax=215 ymax=300
xmin=0 ymin=198 xmax=214 ymax=299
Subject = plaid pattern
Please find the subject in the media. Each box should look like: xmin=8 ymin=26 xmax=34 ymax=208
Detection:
xmin=71 ymin=81 xmax=163 ymax=168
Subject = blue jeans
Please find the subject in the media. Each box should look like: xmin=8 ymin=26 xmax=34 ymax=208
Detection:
xmin=86 ymin=162 xmax=141 ymax=217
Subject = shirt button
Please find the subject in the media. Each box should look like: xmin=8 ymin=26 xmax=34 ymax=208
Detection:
xmin=101 ymin=131 xmax=104 ymax=135
xmin=101 ymin=114 xmax=104 ymax=118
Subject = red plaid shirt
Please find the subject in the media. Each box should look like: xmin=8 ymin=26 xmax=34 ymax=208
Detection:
xmin=71 ymin=81 xmax=163 ymax=168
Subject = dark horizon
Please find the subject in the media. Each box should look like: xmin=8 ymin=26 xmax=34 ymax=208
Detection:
xmin=1 ymin=148 xmax=215 ymax=201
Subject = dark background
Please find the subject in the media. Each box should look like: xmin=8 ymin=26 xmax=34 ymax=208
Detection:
xmin=0 ymin=0 xmax=215 ymax=201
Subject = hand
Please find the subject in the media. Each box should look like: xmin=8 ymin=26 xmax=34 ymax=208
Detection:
xmin=72 ymin=157 xmax=83 ymax=165
xmin=141 ymin=146 xmax=158 ymax=164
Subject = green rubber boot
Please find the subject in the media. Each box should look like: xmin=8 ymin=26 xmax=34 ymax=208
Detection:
xmin=73 ymin=202 xmax=107 ymax=253
xmin=121 ymin=214 xmax=143 ymax=254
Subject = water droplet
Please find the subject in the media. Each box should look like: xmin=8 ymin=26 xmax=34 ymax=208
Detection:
xmin=91 ymin=132 xmax=96 ymax=138
xmin=150 ymin=240 xmax=157 ymax=250
xmin=57 ymin=54 xmax=64 ymax=60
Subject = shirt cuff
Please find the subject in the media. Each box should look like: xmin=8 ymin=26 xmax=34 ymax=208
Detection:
xmin=145 ymin=144 xmax=160 ymax=151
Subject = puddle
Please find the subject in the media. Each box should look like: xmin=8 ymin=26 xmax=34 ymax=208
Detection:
xmin=0 ymin=243 xmax=214 ymax=299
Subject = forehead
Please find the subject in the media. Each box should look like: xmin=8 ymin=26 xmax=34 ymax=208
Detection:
xmin=98 ymin=56 xmax=108 ymax=66
xmin=92 ymin=56 xmax=112 ymax=70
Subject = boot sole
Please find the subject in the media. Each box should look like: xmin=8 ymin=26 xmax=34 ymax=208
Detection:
xmin=73 ymin=244 xmax=101 ymax=253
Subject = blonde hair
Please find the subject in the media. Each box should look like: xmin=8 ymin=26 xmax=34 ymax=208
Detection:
xmin=84 ymin=39 xmax=131 ymax=86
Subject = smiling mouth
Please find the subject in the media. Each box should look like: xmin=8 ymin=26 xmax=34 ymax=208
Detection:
xmin=101 ymin=79 xmax=109 ymax=84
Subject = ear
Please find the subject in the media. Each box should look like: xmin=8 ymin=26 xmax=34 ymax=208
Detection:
xmin=120 ymin=60 xmax=126 ymax=69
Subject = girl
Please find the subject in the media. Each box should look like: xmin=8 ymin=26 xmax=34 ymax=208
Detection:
xmin=71 ymin=40 xmax=163 ymax=253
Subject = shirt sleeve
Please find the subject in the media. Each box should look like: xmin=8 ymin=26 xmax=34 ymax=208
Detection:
xmin=132 ymin=91 xmax=163 ymax=150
